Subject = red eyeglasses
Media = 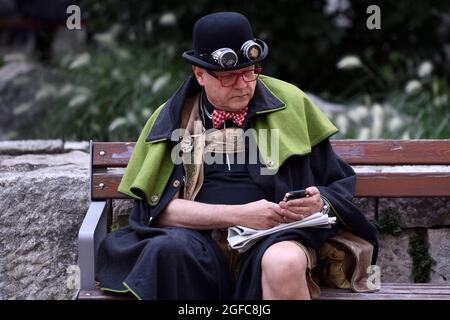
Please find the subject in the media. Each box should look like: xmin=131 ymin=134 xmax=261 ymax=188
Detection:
xmin=206 ymin=67 xmax=262 ymax=87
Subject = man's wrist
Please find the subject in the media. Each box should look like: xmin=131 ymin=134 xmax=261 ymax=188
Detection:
xmin=320 ymin=196 xmax=331 ymax=216
xmin=226 ymin=203 xmax=245 ymax=226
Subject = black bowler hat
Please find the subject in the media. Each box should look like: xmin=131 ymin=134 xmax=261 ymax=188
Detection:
xmin=182 ymin=12 xmax=269 ymax=71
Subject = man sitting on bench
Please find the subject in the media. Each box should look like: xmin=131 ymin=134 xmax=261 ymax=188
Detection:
xmin=95 ymin=11 xmax=378 ymax=300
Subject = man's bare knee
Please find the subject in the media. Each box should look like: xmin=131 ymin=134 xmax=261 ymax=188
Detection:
xmin=261 ymin=241 xmax=308 ymax=281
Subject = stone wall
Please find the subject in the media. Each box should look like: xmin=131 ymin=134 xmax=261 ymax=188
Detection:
xmin=0 ymin=140 xmax=449 ymax=299
xmin=0 ymin=140 xmax=89 ymax=299
xmin=354 ymin=197 xmax=450 ymax=283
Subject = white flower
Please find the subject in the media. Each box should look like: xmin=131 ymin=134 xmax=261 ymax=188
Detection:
xmin=433 ymin=95 xmax=447 ymax=107
xmin=115 ymin=47 xmax=131 ymax=60
xmin=126 ymin=112 xmax=138 ymax=125
xmin=59 ymin=84 xmax=74 ymax=96
xmin=139 ymin=74 xmax=152 ymax=87
xmin=357 ymin=127 xmax=370 ymax=140
xmin=371 ymin=104 xmax=384 ymax=138
xmin=69 ymin=53 xmax=90 ymax=69
xmin=405 ymin=80 xmax=422 ymax=94
xmin=94 ymin=33 xmax=114 ymax=47
xmin=92 ymin=123 xmax=101 ymax=133
xmin=417 ymin=61 xmax=433 ymax=78
xmin=35 ymin=85 xmax=57 ymax=100
xmin=335 ymin=114 xmax=348 ymax=134
xmin=159 ymin=13 xmax=176 ymax=26
xmin=324 ymin=0 xmax=350 ymax=15
xmin=141 ymin=108 xmax=152 ymax=118
xmin=111 ymin=68 xmax=122 ymax=80
xmin=334 ymin=14 xmax=352 ymax=28
xmin=69 ymin=94 xmax=89 ymax=108
xmin=387 ymin=116 xmax=403 ymax=132
xmin=74 ymin=86 xmax=91 ymax=96
xmin=348 ymin=105 xmax=369 ymax=123
xmin=13 ymin=102 xmax=32 ymax=115
xmin=336 ymin=55 xmax=362 ymax=70
xmin=152 ymin=74 xmax=171 ymax=93
xmin=94 ymin=24 xmax=122 ymax=47
xmin=108 ymin=117 xmax=127 ymax=132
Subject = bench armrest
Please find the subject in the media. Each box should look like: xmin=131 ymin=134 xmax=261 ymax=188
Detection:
xmin=78 ymin=201 xmax=108 ymax=290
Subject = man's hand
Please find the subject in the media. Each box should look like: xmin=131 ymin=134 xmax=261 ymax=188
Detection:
xmin=278 ymin=186 xmax=324 ymax=223
xmin=237 ymin=199 xmax=284 ymax=229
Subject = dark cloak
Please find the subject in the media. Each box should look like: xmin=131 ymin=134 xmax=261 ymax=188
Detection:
xmin=96 ymin=76 xmax=378 ymax=300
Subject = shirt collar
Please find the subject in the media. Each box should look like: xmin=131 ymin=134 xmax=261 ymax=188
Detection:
xmin=146 ymin=75 xmax=285 ymax=142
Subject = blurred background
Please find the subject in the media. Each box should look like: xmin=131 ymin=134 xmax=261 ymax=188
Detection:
xmin=0 ymin=0 xmax=448 ymax=141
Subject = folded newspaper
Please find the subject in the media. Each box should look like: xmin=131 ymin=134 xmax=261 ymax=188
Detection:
xmin=227 ymin=212 xmax=336 ymax=253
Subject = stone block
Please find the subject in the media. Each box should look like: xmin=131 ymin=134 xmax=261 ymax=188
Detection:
xmin=0 ymin=149 xmax=89 ymax=299
xmin=428 ymin=228 xmax=450 ymax=284
xmin=378 ymin=198 xmax=450 ymax=228
xmin=377 ymin=231 xmax=413 ymax=283
xmin=0 ymin=140 xmax=64 ymax=155
xmin=352 ymin=197 xmax=376 ymax=221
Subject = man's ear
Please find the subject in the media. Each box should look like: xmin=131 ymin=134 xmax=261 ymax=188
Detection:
xmin=192 ymin=66 xmax=205 ymax=86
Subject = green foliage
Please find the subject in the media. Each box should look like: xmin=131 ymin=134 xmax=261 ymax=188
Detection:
xmin=20 ymin=44 xmax=189 ymax=141
xmin=329 ymin=55 xmax=449 ymax=139
xmin=403 ymin=77 xmax=449 ymax=139
xmin=376 ymin=213 xmax=437 ymax=282
xmin=374 ymin=210 xmax=402 ymax=236
xmin=80 ymin=0 xmax=449 ymax=93
xmin=408 ymin=230 xmax=436 ymax=283
xmin=7 ymin=0 xmax=449 ymax=140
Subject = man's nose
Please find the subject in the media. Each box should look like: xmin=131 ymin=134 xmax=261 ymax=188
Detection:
xmin=233 ymin=75 xmax=247 ymax=88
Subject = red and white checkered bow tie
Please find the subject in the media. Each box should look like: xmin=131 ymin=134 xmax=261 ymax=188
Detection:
xmin=212 ymin=107 xmax=248 ymax=129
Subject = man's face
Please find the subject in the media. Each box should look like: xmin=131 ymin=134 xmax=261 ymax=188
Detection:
xmin=193 ymin=65 xmax=258 ymax=112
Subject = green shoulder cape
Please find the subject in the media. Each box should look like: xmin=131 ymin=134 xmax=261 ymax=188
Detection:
xmin=118 ymin=75 xmax=338 ymax=206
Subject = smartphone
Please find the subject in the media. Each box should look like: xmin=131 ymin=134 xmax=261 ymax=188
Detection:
xmin=284 ymin=189 xmax=309 ymax=201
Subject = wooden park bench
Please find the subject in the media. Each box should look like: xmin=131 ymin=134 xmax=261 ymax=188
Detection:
xmin=77 ymin=139 xmax=450 ymax=300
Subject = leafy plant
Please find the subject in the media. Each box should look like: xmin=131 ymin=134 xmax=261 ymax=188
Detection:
xmin=329 ymin=53 xmax=449 ymax=139
xmin=20 ymin=43 xmax=189 ymax=141
xmin=374 ymin=210 xmax=403 ymax=236
xmin=6 ymin=0 xmax=449 ymax=140
xmin=408 ymin=230 xmax=436 ymax=283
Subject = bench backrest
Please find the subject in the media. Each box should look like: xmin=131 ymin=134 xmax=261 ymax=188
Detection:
xmin=90 ymin=140 xmax=450 ymax=200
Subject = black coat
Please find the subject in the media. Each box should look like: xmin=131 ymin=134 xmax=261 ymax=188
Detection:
xmin=96 ymin=77 xmax=378 ymax=300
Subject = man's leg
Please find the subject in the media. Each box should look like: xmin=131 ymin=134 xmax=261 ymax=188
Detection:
xmin=112 ymin=227 xmax=232 ymax=299
xmin=261 ymin=241 xmax=310 ymax=300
